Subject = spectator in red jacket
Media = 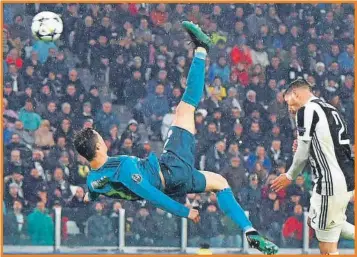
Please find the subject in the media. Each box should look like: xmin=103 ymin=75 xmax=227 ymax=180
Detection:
xmin=282 ymin=204 xmax=314 ymax=247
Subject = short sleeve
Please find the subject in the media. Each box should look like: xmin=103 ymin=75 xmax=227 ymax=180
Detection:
xmin=296 ymin=105 xmax=319 ymax=141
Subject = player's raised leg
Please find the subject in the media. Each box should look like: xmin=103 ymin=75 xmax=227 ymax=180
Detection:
xmin=171 ymin=21 xmax=211 ymax=134
xmin=177 ymin=21 xmax=278 ymax=255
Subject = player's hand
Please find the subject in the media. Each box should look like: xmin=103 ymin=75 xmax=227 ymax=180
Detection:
xmin=292 ymin=139 xmax=298 ymax=153
xmin=271 ymin=174 xmax=292 ymax=192
xmin=84 ymin=192 xmax=90 ymax=203
xmin=188 ymin=208 xmax=200 ymax=224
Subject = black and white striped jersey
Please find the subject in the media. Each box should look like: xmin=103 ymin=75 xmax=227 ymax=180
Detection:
xmin=296 ymin=96 xmax=354 ymax=196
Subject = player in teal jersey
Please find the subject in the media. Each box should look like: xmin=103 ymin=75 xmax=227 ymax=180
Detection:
xmin=74 ymin=21 xmax=278 ymax=255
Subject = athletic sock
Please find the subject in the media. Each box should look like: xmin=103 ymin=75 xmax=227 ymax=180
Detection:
xmin=181 ymin=47 xmax=206 ymax=108
xmin=216 ymin=188 xmax=254 ymax=232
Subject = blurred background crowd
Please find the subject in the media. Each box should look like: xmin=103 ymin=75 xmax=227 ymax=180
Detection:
xmin=3 ymin=3 xmax=355 ymax=249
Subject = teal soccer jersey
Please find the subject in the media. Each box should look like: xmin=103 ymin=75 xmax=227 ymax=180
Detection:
xmin=86 ymin=152 xmax=190 ymax=217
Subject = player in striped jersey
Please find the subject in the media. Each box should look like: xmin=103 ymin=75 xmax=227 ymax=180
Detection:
xmin=272 ymin=79 xmax=355 ymax=255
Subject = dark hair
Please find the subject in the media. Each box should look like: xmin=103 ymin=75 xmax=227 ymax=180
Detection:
xmin=74 ymin=128 xmax=98 ymax=161
xmin=283 ymin=78 xmax=312 ymax=97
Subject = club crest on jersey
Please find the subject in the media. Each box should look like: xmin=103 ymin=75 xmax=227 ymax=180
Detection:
xmin=297 ymin=127 xmax=306 ymax=136
xmin=132 ymin=174 xmax=142 ymax=183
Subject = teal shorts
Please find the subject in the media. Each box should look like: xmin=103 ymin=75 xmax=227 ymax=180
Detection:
xmin=159 ymin=126 xmax=206 ymax=196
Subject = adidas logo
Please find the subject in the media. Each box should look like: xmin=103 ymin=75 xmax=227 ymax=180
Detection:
xmin=330 ymin=220 xmax=335 ymax=226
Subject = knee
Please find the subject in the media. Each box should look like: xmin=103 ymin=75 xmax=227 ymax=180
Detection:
xmin=216 ymin=174 xmax=229 ymax=190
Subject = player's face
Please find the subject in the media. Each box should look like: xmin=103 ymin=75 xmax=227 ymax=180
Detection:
xmin=284 ymin=93 xmax=300 ymax=114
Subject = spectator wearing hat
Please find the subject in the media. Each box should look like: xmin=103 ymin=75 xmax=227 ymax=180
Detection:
xmin=119 ymin=119 xmax=142 ymax=147
xmin=239 ymin=173 xmax=262 ymax=228
xmin=19 ymin=99 xmax=41 ymax=132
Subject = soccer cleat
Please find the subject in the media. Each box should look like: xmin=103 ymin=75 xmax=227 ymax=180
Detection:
xmin=246 ymin=231 xmax=279 ymax=255
xmin=182 ymin=21 xmax=212 ymax=52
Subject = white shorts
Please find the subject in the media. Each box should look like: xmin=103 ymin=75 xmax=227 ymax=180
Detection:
xmin=308 ymin=191 xmax=353 ymax=243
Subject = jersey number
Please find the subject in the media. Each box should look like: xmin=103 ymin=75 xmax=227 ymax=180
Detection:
xmin=331 ymin=111 xmax=350 ymax=145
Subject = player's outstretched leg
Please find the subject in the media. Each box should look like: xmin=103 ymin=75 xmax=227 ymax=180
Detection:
xmin=200 ymin=170 xmax=279 ymax=255
xmin=170 ymin=21 xmax=211 ymax=134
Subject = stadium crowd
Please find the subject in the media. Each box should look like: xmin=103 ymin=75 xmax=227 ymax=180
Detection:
xmin=3 ymin=3 xmax=355 ymax=249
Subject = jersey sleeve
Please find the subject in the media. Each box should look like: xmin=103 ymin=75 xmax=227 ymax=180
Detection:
xmin=296 ymin=104 xmax=319 ymax=141
xmin=119 ymin=171 xmax=190 ymax=218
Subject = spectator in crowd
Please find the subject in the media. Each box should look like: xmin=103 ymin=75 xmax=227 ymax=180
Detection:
xmin=152 ymin=208 xmax=179 ymax=246
xmin=87 ymin=202 xmax=114 ymax=245
xmin=200 ymin=202 xmax=224 ymax=247
xmin=95 ymin=101 xmax=120 ymax=136
xmin=282 ymin=204 xmax=314 ymax=248
xmin=205 ymin=140 xmax=229 ymax=173
xmin=3 ymin=200 xmax=28 ymax=245
xmin=66 ymin=187 xmax=89 ymax=234
xmin=27 ymin=201 xmax=54 ymax=245
xmin=132 ymin=206 xmax=155 ymax=246
xmin=143 ymin=84 xmax=170 ymax=140
xmin=221 ymin=157 xmax=247 ymax=196
xmin=261 ymin=189 xmax=283 ymax=244
xmin=34 ymin=120 xmax=55 ymax=149
xmin=19 ymin=99 xmax=41 ymax=132
xmin=239 ymin=173 xmax=262 ymax=228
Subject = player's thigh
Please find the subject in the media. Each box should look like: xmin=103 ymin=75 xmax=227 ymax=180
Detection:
xmin=171 ymin=101 xmax=195 ymax=135
xmin=199 ymin=170 xmax=229 ymax=192
xmin=309 ymin=193 xmax=350 ymax=246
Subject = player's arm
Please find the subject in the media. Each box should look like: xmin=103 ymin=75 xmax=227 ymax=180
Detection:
xmin=286 ymin=105 xmax=318 ymax=180
xmin=272 ymin=105 xmax=318 ymax=192
xmin=119 ymin=172 xmax=190 ymax=218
